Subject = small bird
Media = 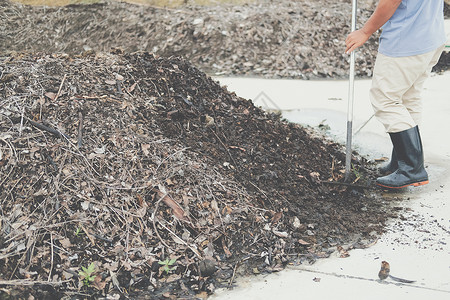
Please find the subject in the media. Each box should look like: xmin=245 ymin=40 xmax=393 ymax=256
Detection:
xmin=378 ymin=261 xmax=416 ymax=283
xmin=378 ymin=260 xmax=390 ymax=280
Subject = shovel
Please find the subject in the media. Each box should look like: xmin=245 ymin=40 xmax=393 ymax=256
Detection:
xmin=344 ymin=0 xmax=358 ymax=182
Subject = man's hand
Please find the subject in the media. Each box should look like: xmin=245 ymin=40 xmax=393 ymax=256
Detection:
xmin=345 ymin=29 xmax=371 ymax=54
xmin=344 ymin=0 xmax=402 ymax=54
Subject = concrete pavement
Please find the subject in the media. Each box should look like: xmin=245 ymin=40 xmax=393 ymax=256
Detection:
xmin=212 ymin=70 xmax=450 ymax=300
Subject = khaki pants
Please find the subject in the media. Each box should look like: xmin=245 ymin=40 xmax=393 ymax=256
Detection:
xmin=369 ymin=45 xmax=445 ymax=133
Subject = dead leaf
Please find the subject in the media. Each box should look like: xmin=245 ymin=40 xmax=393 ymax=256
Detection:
xmin=375 ymin=156 xmax=389 ymax=162
xmin=121 ymin=260 xmax=132 ymax=271
xmin=128 ymin=82 xmax=137 ymax=93
xmin=268 ymin=264 xmax=284 ymax=272
xmin=81 ymin=201 xmax=90 ymax=210
xmin=103 ymin=261 xmax=119 ymax=272
xmin=298 ymin=239 xmax=310 ymax=246
xmin=136 ymin=194 xmax=144 ymax=207
xmin=310 ymin=171 xmax=320 ymax=181
xmin=292 ymin=216 xmax=302 ymax=229
xmin=93 ymin=145 xmax=106 ymax=154
xmin=157 ymin=190 xmax=189 ymax=222
xmin=93 ymin=274 xmax=107 ymax=290
xmin=162 ymin=292 xmax=177 ymax=300
xmin=271 ymin=212 xmax=283 ymax=224
xmin=121 ymin=100 xmax=131 ymax=110
xmin=337 ymin=245 xmax=350 ymax=258
xmin=222 ymin=238 xmax=232 ymax=258
xmin=45 ymin=92 xmax=56 ymax=100
xmin=222 ymin=206 xmax=232 ymax=215
xmin=62 ymin=270 xmax=74 ymax=280
xmin=196 ymin=291 xmax=209 ymax=299
xmin=210 ymin=199 xmax=219 ymax=214
xmin=164 ymin=273 xmax=181 ymax=283
xmin=272 ymin=229 xmax=289 ymax=238
xmin=204 ymin=115 xmax=214 ymax=126
xmin=141 ymin=143 xmax=150 ymax=155
xmin=110 ymin=270 xmax=120 ymax=290
xmin=59 ymin=237 xmax=72 ymax=248
xmin=105 ymin=79 xmax=116 ymax=85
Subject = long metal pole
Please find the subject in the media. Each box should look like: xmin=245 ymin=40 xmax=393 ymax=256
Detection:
xmin=345 ymin=0 xmax=358 ymax=182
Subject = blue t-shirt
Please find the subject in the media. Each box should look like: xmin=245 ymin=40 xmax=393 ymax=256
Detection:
xmin=379 ymin=0 xmax=446 ymax=57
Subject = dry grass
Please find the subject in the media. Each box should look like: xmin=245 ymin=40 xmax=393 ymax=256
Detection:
xmin=12 ymin=0 xmax=255 ymax=7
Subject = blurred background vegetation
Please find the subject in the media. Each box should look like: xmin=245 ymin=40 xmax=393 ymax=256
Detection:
xmin=12 ymin=0 xmax=256 ymax=7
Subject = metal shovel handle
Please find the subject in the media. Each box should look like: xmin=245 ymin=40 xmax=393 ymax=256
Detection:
xmin=345 ymin=0 xmax=357 ymax=182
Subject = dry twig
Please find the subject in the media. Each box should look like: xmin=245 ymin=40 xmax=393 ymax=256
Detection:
xmin=151 ymin=192 xmax=176 ymax=253
xmin=77 ymin=111 xmax=83 ymax=148
xmin=48 ymin=231 xmax=54 ymax=282
xmin=54 ymin=74 xmax=67 ymax=102
xmin=0 ymin=279 xmax=67 ymax=286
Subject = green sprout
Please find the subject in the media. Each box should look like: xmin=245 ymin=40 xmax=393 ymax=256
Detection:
xmin=352 ymin=163 xmax=361 ymax=181
xmin=158 ymin=258 xmax=177 ymax=274
xmin=79 ymin=263 xmax=97 ymax=287
xmin=74 ymin=226 xmax=84 ymax=237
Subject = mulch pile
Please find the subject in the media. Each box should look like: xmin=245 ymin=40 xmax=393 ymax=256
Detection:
xmin=2 ymin=0 xmax=449 ymax=79
xmin=3 ymin=0 xmax=449 ymax=80
xmin=0 ymin=50 xmax=393 ymax=298
xmin=0 ymin=0 xmax=373 ymax=78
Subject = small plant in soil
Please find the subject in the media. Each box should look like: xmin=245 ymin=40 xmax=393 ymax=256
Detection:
xmin=74 ymin=226 xmax=84 ymax=237
xmin=79 ymin=263 xmax=97 ymax=287
xmin=352 ymin=163 xmax=362 ymax=181
xmin=158 ymin=258 xmax=177 ymax=274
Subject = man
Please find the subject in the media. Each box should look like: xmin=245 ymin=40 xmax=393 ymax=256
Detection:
xmin=345 ymin=0 xmax=446 ymax=189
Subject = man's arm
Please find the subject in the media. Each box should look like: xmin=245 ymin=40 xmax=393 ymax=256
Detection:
xmin=345 ymin=0 xmax=402 ymax=54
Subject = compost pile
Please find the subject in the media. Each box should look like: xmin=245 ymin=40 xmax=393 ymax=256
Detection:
xmin=0 ymin=51 xmax=392 ymax=298
xmin=0 ymin=0 xmax=393 ymax=79
xmin=2 ymin=0 xmax=449 ymax=79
